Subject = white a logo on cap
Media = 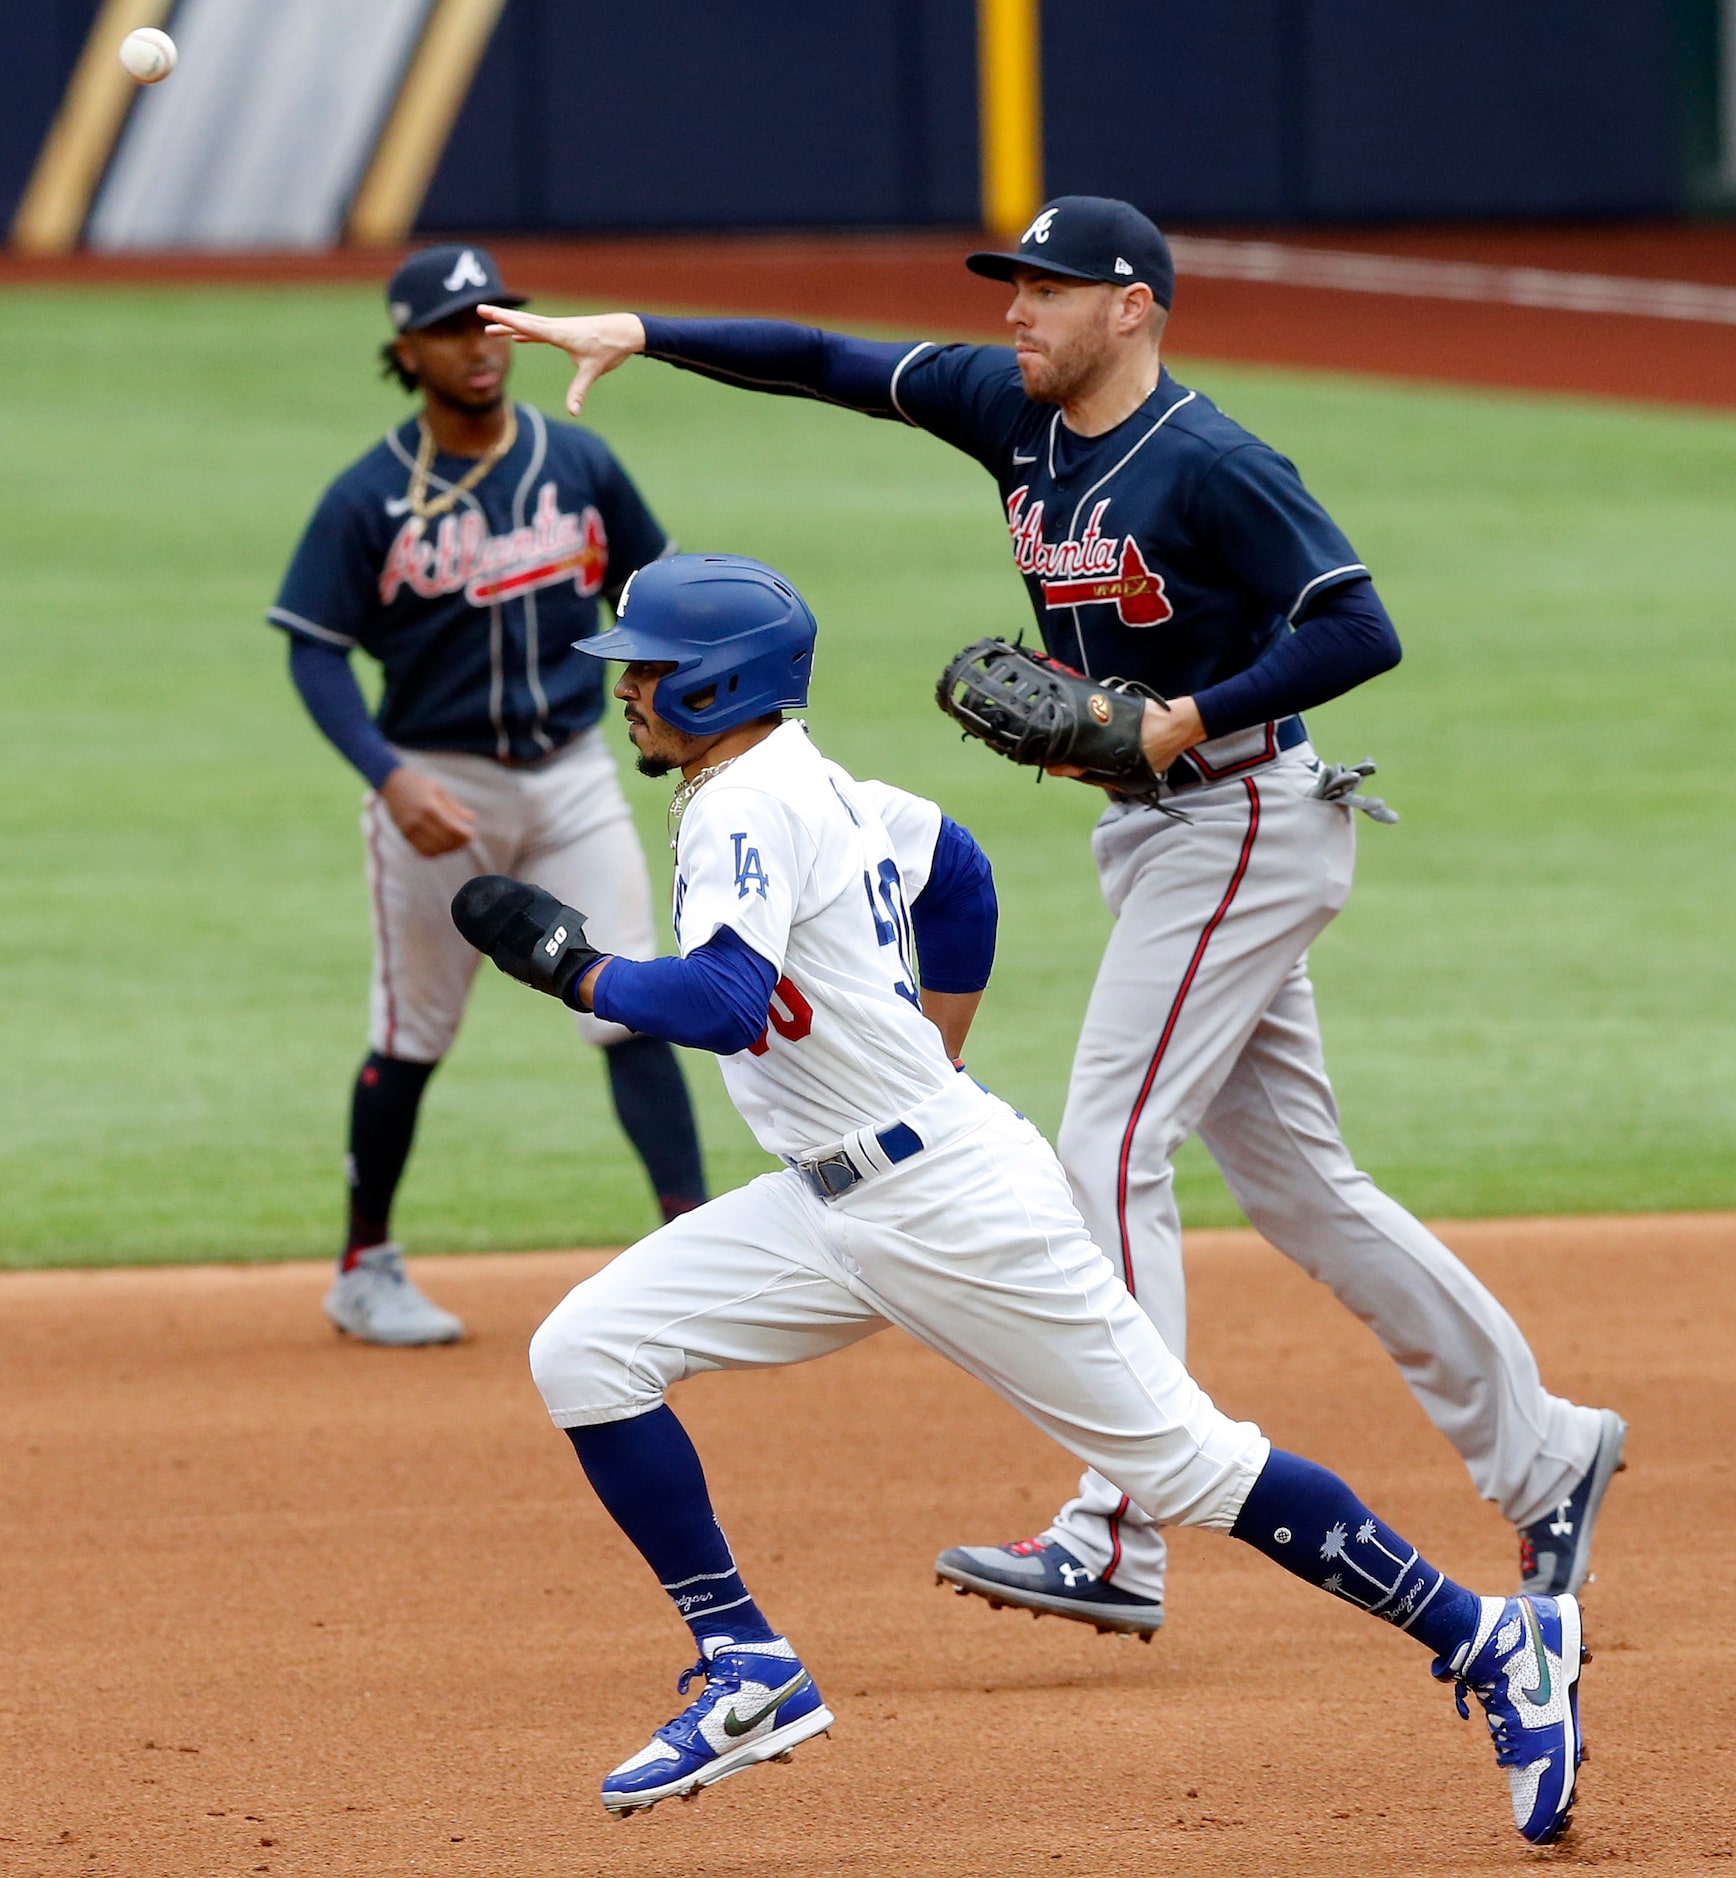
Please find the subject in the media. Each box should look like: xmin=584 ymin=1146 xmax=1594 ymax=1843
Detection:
xmin=1022 ymin=207 xmax=1058 ymax=245
xmin=1114 ymin=256 xmax=1133 ymax=276
xmin=443 ymin=249 xmax=489 ymax=292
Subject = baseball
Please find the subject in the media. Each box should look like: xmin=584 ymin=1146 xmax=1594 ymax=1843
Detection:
xmin=118 ymin=26 xmax=176 ymax=84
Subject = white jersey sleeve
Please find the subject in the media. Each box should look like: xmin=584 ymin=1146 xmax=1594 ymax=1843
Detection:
xmin=850 ymin=780 xmax=944 ymax=901
xmin=672 ymin=780 xmax=815 ymax=974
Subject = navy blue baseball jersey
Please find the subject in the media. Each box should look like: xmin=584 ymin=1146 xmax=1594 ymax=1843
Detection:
xmin=887 ymin=347 xmax=1365 ymax=697
xmin=269 ymin=403 xmax=668 ymax=761
xmin=638 ymin=321 xmax=1386 ymax=731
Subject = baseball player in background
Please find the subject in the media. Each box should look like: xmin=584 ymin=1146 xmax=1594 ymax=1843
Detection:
xmin=451 ymin=554 xmax=1590 ymax=1845
xmin=268 ymin=244 xmax=705 ymax=1345
xmin=480 ymin=195 xmax=1623 ymax=1607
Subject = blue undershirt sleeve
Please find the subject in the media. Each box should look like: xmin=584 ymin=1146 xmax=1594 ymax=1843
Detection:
xmin=588 ymin=926 xmax=777 ymax=1055
xmin=638 ymin=316 xmax=911 ymax=418
xmin=1192 ymin=577 xmax=1402 ymax=738
xmin=287 ymin=637 xmax=400 ymax=789
xmin=909 ymin=817 xmax=998 ymax=995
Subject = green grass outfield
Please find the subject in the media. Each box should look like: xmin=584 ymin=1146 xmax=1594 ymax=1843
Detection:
xmin=2 ymin=282 xmax=1732 ymax=1268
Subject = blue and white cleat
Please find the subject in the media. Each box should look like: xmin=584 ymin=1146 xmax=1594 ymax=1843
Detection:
xmin=600 ymin=1636 xmax=832 ymax=1818
xmin=1435 ymin=1594 xmax=1586 ymax=1845
xmin=935 ymin=1537 xmax=1164 ymax=1639
xmin=1517 ymin=1409 xmax=1627 ymax=1596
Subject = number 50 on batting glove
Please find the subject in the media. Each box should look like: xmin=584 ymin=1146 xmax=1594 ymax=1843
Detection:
xmin=451 ymin=875 xmax=604 ymax=1005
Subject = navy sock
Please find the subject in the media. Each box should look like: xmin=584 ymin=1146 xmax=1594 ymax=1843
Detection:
xmin=566 ymin=1405 xmax=776 ymax=1651
xmin=604 ymin=1036 xmax=708 ymax=1221
xmin=344 ymin=1052 xmax=437 ymax=1264
xmin=1232 ymin=1449 xmax=1483 ymax=1660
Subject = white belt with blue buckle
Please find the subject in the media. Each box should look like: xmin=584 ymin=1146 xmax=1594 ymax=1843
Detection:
xmin=794 ymin=1121 xmax=924 ymax=1201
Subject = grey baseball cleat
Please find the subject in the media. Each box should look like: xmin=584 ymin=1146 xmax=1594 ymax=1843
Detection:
xmin=935 ymin=1537 xmax=1164 ymax=1638
xmin=1517 ymin=1409 xmax=1627 ymax=1596
xmin=323 ymin=1243 xmax=463 ymax=1346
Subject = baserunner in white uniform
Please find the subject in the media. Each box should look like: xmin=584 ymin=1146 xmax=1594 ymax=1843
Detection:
xmin=450 ymin=554 xmax=1591 ymax=1846
xmin=477 ymin=197 xmax=1624 ymax=1615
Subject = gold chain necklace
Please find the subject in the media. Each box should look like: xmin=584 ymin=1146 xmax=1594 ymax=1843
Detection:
xmin=403 ymin=405 xmax=518 ymax=538
xmin=667 ymin=754 xmax=744 ymax=849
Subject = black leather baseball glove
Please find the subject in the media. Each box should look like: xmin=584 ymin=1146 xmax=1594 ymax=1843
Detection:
xmin=936 ymin=637 xmax=1167 ymax=801
xmin=451 ymin=875 xmax=604 ymax=1006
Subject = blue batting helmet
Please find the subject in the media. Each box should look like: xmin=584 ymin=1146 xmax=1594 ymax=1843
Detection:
xmin=576 ymin=554 xmax=816 ymax=735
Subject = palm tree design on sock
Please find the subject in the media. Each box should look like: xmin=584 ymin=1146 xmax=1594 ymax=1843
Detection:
xmin=1317 ymin=1519 xmax=1441 ymax=1626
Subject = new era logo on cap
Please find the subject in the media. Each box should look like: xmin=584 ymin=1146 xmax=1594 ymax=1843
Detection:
xmin=1114 ymin=257 xmax=1133 ymax=275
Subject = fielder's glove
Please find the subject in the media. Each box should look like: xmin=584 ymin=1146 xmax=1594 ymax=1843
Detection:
xmin=936 ymin=637 xmax=1167 ymax=802
xmin=451 ymin=875 xmax=604 ymax=1005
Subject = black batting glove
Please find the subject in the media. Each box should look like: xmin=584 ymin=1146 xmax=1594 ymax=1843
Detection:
xmin=451 ymin=875 xmax=605 ymax=1007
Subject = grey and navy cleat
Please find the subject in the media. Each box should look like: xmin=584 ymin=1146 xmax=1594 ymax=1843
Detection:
xmin=935 ymin=1537 xmax=1164 ymax=1639
xmin=322 ymin=1243 xmax=463 ymax=1346
xmin=601 ymin=1636 xmax=832 ymax=1818
xmin=1435 ymin=1593 xmax=1586 ymax=1845
xmin=1517 ymin=1409 xmax=1627 ymax=1597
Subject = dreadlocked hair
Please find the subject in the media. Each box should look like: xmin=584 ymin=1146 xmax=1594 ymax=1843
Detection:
xmin=379 ymin=340 xmax=418 ymax=394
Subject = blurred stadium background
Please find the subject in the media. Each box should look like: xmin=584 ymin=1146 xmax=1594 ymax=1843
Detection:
xmin=3 ymin=0 xmax=1734 ymax=1266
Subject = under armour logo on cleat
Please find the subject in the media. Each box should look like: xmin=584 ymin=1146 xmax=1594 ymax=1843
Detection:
xmin=1547 ymin=1503 xmax=1575 ymax=1538
xmin=1058 ymin=1562 xmax=1093 ymax=1587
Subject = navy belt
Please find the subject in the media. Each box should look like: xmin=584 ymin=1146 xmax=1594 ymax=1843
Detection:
xmin=795 ymin=1121 xmax=924 ymax=1201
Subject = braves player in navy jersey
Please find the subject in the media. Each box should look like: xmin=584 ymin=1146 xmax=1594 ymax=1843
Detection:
xmin=479 ymin=196 xmax=1623 ymax=1614
xmin=270 ymin=244 xmax=706 ymax=1344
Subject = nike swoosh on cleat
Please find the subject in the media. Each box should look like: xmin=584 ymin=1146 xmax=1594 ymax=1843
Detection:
xmin=1519 ymin=1602 xmax=1553 ymax=1707
xmin=721 ymin=1669 xmax=811 ymax=1738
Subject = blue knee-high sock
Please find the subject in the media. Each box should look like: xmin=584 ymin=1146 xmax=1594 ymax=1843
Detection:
xmin=567 ymin=1405 xmax=776 ymax=1651
xmin=1232 ymin=1449 xmax=1484 ymax=1659
xmin=604 ymin=1036 xmax=708 ymax=1221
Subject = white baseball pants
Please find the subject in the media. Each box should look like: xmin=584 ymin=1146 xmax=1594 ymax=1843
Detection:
xmin=529 ymin=1077 xmax=1271 ymax=1537
xmin=1047 ymin=746 xmax=1604 ymax=1599
xmin=362 ymin=726 xmax=658 ymax=1061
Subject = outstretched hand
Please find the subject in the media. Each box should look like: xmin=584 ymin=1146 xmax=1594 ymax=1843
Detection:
xmin=478 ymin=306 xmax=646 ymax=415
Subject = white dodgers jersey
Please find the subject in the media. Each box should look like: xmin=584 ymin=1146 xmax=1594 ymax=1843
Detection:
xmin=672 ymin=722 xmax=960 ymax=1158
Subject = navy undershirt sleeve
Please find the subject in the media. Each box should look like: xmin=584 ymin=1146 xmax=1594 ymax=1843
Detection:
xmin=588 ymin=926 xmax=777 ymax=1055
xmin=638 ymin=316 xmax=910 ymax=418
xmin=287 ymin=637 xmax=399 ymax=789
xmin=1192 ymin=577 xmax=1401 ymax=738
xmin=909 ymin=817 xmax=998 ymax=995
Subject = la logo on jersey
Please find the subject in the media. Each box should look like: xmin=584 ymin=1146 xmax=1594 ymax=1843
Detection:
xmin=379 ymin=483 xmax=608 ymax=607
xmin=1005 ymin=487 xmax=1173 ymax=627
xmin=731 ymin=833 xmax=769 ymax=899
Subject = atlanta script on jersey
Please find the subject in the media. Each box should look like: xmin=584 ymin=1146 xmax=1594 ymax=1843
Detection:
xmin=269 ymin=402 xmax=668 ymax=762
xmin=671 ymin=723 xmax=955 ymax=1157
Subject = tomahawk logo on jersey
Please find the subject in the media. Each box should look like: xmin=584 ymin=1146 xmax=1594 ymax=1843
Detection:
xmin=669 ymin=724 xmax=952 ymax=1158
xmin=885 ymin=348 xmax=1366 ymax=690
xmin=269 ymin=404 xmax=668 ymax=762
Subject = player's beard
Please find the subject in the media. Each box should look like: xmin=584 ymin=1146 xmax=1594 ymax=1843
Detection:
xmin=1018 ymin=327 xmax=1114 ymax=407
xmin=636 ymin=752 xmax=676 ymax=778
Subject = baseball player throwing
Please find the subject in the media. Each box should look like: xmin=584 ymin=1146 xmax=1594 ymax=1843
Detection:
xmin=478 ymin=197 xmax=1623 ymax=1609
xmin=453 ymin=552 xmax=1589 ymax=1844
xmin=268 ymin=244 xmax=706 ymax=1344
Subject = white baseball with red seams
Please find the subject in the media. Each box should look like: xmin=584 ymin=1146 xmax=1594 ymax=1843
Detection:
xmin=1041 ymin=742 xmax=1603 ymax=1596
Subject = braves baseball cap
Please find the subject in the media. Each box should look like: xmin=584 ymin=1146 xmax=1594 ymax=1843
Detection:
xmin=386 ymin=243 xmax=526 ymax=333
xmin=966 ymin=196 xmax=1175 ymax=308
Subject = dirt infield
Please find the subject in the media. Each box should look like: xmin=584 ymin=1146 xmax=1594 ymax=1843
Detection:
xmin=2 ymin=1212 xmax=1729 ymax=1876
xmin=8 ymin=221 xmax=1736 ymax=408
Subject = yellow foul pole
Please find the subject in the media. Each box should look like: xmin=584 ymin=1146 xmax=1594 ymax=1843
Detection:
xmin=978 ymin=0 xmax=1044 ymax=238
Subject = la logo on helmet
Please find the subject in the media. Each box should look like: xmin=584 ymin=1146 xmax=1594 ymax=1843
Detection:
xmin=443 ymin=249 xmax=488 ymax=292
xmin=1022 ymin=208 xmax=1058 ymax=245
